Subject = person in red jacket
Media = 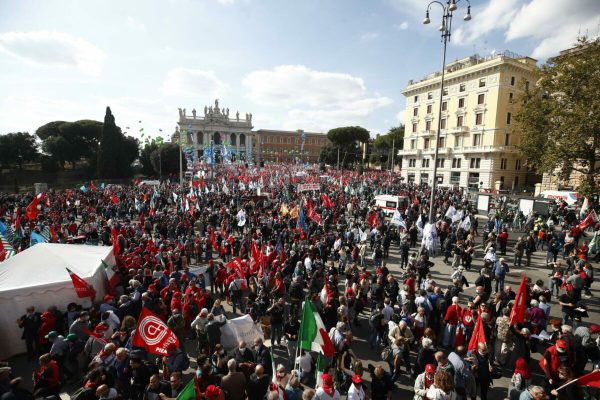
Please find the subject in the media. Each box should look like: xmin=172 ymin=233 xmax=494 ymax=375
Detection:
xmin=33 ymin=353 xmax=60 ymax=398
xmin=443 ymin=296 xmax=462 ymax=348
xmin=539 ymin=339 xmax=573 ymax=393
xmin=37 ymin=311 xmax=56 ymax=353
xmin=497 ymin=228 xmax=509 ymax=255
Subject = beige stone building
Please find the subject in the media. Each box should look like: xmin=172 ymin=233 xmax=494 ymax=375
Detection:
xmin=398 ymin=51 xmax=538 ymax=191
xmin=255 ymin=129 xmax=329 ymax=163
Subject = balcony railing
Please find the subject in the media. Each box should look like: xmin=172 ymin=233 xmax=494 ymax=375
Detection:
xmin=448 ymin=126 xmax=470 ymax=134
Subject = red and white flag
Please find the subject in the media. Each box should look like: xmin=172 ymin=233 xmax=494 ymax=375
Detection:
xmin=132 ymin=308 xmax=180 ymax=355
xmin=367 ymin=212 xmax=379 ymax=227
xmin=66 ymin=268 xmax=96 ymax=299
xmin=26 ymin=193 xmax=45 ymax=221
xmin=306 ymin=207 xmax=323 ymax=226
xmin=320 ymin=194 xmax=334 ymax=208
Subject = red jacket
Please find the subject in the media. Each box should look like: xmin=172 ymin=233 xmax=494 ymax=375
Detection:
xmin=539 ymin=345 xmax=573 ymax=380
xmin=444 ymin=304 xmax=462 ymax=325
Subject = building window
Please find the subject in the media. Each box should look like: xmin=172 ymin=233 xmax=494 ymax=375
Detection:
xmin=428 ymin=92 xmax=433 ymax=100
xmin=516 ymin=159 xmax=521 ymax=170
xmin=452 ymin=158 xmax=462 ymax=168
xmin=504 ymin=134 xmax=510 ymax=146
xmin=506 ymin=112 xmax=512 ymax=125
xmin=287 ymin=137 xmax=292 ymax=144
xmin=442 ymin=101 xmax=447 ymax=111
xmin=412 ymin=123 xmax=417 ymax=133
xmin=424 ymin=138 xmax=430 ymax=149
xmin=458 ymin=98 xmax=465 ymax=108
xmin=421 ymin=158 xmax=430 ymax=168
xmin=408 ymin=159 xmax=415 ymax=167
xmin=454 ymin=136 xmax=462 ymax=148
xmin=500 ymin=158 xmax=507 ymax=170
xmin=413 ymin=107 xmax=419 ymax=117
xmin=479 ymin=78 xmax=486 ymax=87
xmin=475 ymin=113 xmax=483 ymax=125
xmin=443 ymin=87 xmax=448 ymax=96
xmin=472 ymin=133 xmax=481 ymax=146
xmin=436 ymin=158 xmax=445 ymax=168
xmin=459 ymin=83 xmax=466 ymax=92
xmin=478 ymin=93 xmax=485 ymax=105
xmin=437 ymin=137 xmax=445 ymax=148
xmin=451 ymin=171 xmax=461 ymax=184
xmin=509 ymin=92 xmax=514 ymax=103
xmin=525 ymin=81 xmax=530 ymax=91
xmin=414 ymin=95 xmax=419 ymax=103
xmin=510 ymin=76 xmax=515 ymax=86
xmin=427 ymin=104 xmax=432 ymax=114
xmin=470 ymin=158 xmax=481 ymax=168
xmin=457 ymin=115 xmax=464 ymax=127
xmin=410 ymin=139 xmax=416 ymax=149
xmin=441 ymin=118 xmax=446 ymax=130
xmin=425 ymin=120 xmax=432 ymax=131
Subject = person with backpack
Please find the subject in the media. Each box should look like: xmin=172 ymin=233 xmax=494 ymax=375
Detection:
xmin=368 ymin=303 xmax=385 ymax=350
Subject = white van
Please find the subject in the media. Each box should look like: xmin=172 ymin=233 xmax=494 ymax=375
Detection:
xmin=374 ymin=195 xmax=408 ymax=217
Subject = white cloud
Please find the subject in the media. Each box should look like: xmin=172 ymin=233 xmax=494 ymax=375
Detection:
xmin=396 ymin=110 xmax=405 ymax=125
xmin=126 ymin=16 xmax=147 ymax=32
xmin=396 ymin=21 xmax=409 ymax=30
xmin=360 ymin=32 xmax=380 ymax=42
xmin=162 ymin=68 xmax=228 ymax=98
xmin=243 ymin=65 xmax=368 ymax=108
xmin=243 ymin=65 xmax=392 ymax=131
xmin=452 ymin=0 xmax=600 ymax=59
xmin=217 ymin=0 xmax=235 ymax=5
xmin=0 ymin=31 xmax=105 ymax=76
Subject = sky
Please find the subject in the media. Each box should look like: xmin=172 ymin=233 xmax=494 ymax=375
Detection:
xmin=0 ymin=0 xmax=599 ymax=142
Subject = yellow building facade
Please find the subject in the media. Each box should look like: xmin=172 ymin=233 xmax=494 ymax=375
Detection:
xmin=399 ymin=52 xmax=538 ymax=191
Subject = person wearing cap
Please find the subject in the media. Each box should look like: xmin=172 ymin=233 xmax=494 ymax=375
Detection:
xmin=65 ymin=333 xmax=86 ymax=381
xmin=346 ymin=373 xmax=366 ymax=400
xmin=414 ymin=364 xmax=436 ymax=400
xmin=204 ymin=384 xmax=224 ymax=400
xmin=539 ymin=339 xmax=573 ymax=391
xmin=163 ymin=344 xmax=189 ymax=376
xmin=314 ymin=373 xmax=340 ymax=400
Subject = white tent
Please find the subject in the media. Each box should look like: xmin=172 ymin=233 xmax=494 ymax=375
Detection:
xmin=0 ymin=243 xmax=114 ymax=359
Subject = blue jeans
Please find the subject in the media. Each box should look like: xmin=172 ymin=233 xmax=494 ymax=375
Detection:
xmin=444 ymin=324 xmax=457 ymax=348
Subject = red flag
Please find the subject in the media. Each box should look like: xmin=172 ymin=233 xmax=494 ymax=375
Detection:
xmin=320 ymin=194 xmax=334 ymax=208
xmin=578 ymin=212 xmax=597 ymax=230
xmin=66 ymin=268 xmax=96 ymax=299
xmin=111 ymin=195 xmax=119 ymax=205
xmin=49 ymin=227 xmax=58 ymax=242
xmin=26 ymin=193 xmax=44 ymax=221
xmin=192 ymin=180 xmax=200 ymax=188
xmin=111 ymin=227 xmax=120 ymax=256
xmin=132 ymin=308 xmax=180 ymax=355
xmin=468 ymin=314 xmax=487 ymax=352
xmin=210 ymin=230 xmax=218 ymax=251
xmin=510 ymin=275 xmax=527 ymax=325
xmin=455 ymin=326 xmax=465 ymax=347
xmin=573 ymin=369 xmax=600 ymax=388
xmin=90 ymin=182 xmax=97 ymax=191
xmin=306 ymin=207 xmax=323 ymax=226
xmin=0 ymin=239 xmax=6 ymax=262
xmin=367 ymin=212 xmax=379 ymax=227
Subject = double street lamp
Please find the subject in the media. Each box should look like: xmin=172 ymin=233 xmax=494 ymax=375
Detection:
xmin=423 ymin=0 xmax=472 ymax=224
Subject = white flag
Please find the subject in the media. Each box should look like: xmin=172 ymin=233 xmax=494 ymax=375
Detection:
xmin=391 ymin=210 xmax=406 ymax=229
xmin=460 ymin=216 xmax=471 ymax=231
xmin=172 ymin=192 xmax=178 ymax=202
xmin=237 ymin=209 xmax=246 ymax=226
xmin=445 ymin=205 xmax=457 ymax=219
xmin=451 ymin=210 xmax=464 ymax=223
xmin=359 ymin=228 xmax=368 ymax=242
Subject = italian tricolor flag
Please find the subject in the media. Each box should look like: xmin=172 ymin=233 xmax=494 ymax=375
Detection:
xmin=101 ymin=259 xmax=120 ymax=290
xmin=299 ymin=300 xmax=335 ymax=356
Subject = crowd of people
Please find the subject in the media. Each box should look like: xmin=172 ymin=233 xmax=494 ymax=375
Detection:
xmin=0 ymin=163 xmax=598 ymax=400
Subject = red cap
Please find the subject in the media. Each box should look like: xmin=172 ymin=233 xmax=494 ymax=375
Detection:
xmin=205 ymin=385 xmax=221 ymax=398
xmin=591 ymin=324 xmax=600 ymax=334
xmin=556 ymin=339 xmax=567 ymax=349
xmin=425 ymin=364 xmax=436 ymax=373
xmin=103 ymin=295 xmax=114 ymax=303
xmin=321 ymin=373 xmax=333 ymax=388
xmin=351 ymin=374 xmax=363 ymax=384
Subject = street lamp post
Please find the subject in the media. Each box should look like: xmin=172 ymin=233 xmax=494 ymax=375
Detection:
xmin=423 ymin=0 xmax=472 ymax=224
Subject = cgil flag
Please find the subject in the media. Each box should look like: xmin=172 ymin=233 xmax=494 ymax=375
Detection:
xmin=510 ymin=275 xmax=528 ymax=325
xmin=30 ymin=231 xmax=47 ymax=247
xmin=132 ymin=307 xmax=180 ymax=355
xmin=25 ymin=193 xmax=45 ymax=221
xmin=66 ymin=268 xmax=96 ymax=299
xmin=299 ymin=300 xmax=335 ymax=356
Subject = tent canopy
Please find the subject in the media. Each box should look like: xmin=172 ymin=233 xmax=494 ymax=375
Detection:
xmin=0 ymin=243 xmax=113 ymax=359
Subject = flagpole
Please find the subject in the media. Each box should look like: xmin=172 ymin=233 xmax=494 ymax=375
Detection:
xmin=294 ymin=299 xmax=306 ymax=373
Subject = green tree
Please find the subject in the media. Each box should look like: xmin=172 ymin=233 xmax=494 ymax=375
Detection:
xmin=150 ymin=143 xmax=186 ymax=176
xmin=140 ymin=140 xmax=160 ymax=176
xmin=35 ymin=121 xmax=66 ymax=140
xmin=514 ymin=37 xmax=600 ymax=197
xmin=320 ymin=126 xmax=370 ymax=167
xmin=36 ymin=119 xmax=102 ymax=168
xmin=97 ymin=107 xmax=138 ymax=179
xmin=0 ymin=132 xmax=39 ymax=168
xmin=369 ymin=125 xmax=405 ymax=167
